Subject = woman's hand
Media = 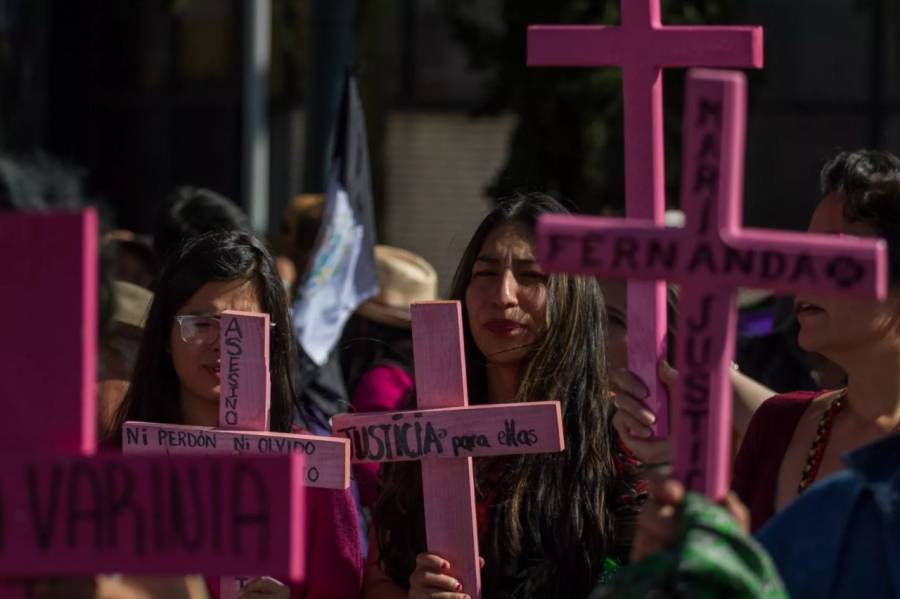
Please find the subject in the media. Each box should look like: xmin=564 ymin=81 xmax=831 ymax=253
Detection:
xmin=237 ymin=576 xmax=290 ymax=599
xmin=630 ymin=475 xmax=750 ymax=563
xmin=629 ymin=476 xmax=685 ymax=562
xmin=408 ymin=553 xmax=478 ymax=599
xmin=611 ymin=360 xmax=676 ymax=465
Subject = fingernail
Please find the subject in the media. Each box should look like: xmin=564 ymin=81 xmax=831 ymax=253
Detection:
xmin=455 ymin=583 xmax=462 ymax=591
xmin=442 ymin=561 xmax=450 ymax=570
xmin=642 ymin=410 xmax=656 ymax=424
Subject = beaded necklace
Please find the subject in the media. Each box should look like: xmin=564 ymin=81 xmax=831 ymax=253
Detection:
xmin=798 ymin=388 xmax=900 ymax=493
xmin=798 ymin=390 xmax=846 ymax=494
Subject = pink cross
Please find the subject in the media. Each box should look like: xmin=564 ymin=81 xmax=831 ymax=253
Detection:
xmin=536 ymin=69 xmax=888 ymax=498
xmin=124 ymin=310 xmax=351 ymax=598
xmin=0 ymin=211 xmax=305 ymax=597
xmin=332 ymin=301 xmax=565 ymax=598
xmin=528 ymin=1 xmax=764 ymax=436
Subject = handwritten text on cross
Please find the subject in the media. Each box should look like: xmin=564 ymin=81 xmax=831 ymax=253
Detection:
xmin=537 ymin=70 xmax=887 ymax=498
xmin=332 ymin=302 xmax=565 ymax=599
xmin=528 ymin=0 xmax=764 ymax=436
xmin=0 ymin=212 xmax=305 ymax=583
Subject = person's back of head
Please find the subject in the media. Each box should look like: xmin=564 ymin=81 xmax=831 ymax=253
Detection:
xmin=820 ymin=149 xmax=900 ymax=286
xmin=152 ymin=186 xmax=251 ymax=263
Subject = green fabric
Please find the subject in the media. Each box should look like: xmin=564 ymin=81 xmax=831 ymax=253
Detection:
xmin=596 ymin=556 xmax=622 ymax=587
xmin=592 ymin=493 xmax=788 ymax=599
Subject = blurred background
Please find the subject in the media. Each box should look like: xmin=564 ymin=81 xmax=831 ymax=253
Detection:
xmin=0 ymin=0 xmax=898 ymax=292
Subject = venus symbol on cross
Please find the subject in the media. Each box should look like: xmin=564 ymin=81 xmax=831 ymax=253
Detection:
xmin=0 ymin=210 xmax=305 ymax=598
xmin=528 ymin=1 xmax=764 ymax=436
xmin=332 ymin=301 xmax=566 ymax=599
xmin=537 ymin=69 xmax=888 ymax=498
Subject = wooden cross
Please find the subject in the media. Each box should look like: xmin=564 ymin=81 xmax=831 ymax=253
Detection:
xmin=124 ymin=310 xmax=351 ymax=598
xmin=0 ymin=210 xmax=305 ymax=597
xmin=527 ymin=1 xmax=764 ymax=436
xmin=332 ymin=301 xmax=565 ymax=598
xmin=536 ymin=69 xmax=888 ymax=498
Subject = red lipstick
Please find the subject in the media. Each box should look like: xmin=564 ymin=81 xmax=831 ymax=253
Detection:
xmin=483 ymin=319 xmax=524 ymax=335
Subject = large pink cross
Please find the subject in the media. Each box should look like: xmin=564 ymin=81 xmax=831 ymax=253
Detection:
xmin=528 ymin=1 xmax=764 ymax=436
xmin=536 ymin=70 xmax=888 ymax=498
xmin=124 ymin=310 xmax=351 ymax=598
xmin=0 ymin=211 xmax=305 ymax=597
xmin=332 ymin=301 xmax=565 ymax=598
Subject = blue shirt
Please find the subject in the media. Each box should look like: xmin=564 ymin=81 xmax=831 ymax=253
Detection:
xmin=757 ymin=433 xmax=900 ymax=599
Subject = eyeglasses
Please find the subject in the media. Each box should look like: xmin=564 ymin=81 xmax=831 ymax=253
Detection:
xmin=175 ymin=315 xmax=222 ymax=345
xmin=174 ymin=314 xmax=276 ymax=345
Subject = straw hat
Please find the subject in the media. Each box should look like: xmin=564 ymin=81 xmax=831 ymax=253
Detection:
xmin=112 ymin=280 xmax=153 ymax=330
xmin=356 ymin=245 xmax=438 ymax=329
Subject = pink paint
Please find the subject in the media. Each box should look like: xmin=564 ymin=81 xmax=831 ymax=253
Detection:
xmin=333 ymin=402 xmax=563 ymax=462
xmin=332 ymin=301 xmax=566 ymax=598
xmin=0 ymin=453 xmax=305 ymax=578
xmin=537 ymin=70 xmax=888 ymax=498
xmin=413 ymin=302 xmax=482 ymax=599
xmin=0 ymin=211 xmax=97 ymax=453
xmin=220 ymin=311 xmax=272 ymax=599
xmin=0 ymin=211 xmax=306 ymax=594
xmin=123 ymin=421 xmax=350 ymax=489
xmin=125 ymin=310 xmax=350 ymax=597
xmin=528 ymin=0 xmax=765 ymax=437
xmin=220 ymin=311 xmax=271 ymax=431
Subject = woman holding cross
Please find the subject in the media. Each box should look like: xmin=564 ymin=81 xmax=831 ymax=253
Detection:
xmin=615 ymin=149 xmax=900 ymax=533
xmin=110 ymin=230 xmax=363 ymax=599
xmin=363 ymin=193 xmax=644 ymax=599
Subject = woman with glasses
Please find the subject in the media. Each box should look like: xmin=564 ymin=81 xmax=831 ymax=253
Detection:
xmin=110 ymin=230 xmax=363 ymax=599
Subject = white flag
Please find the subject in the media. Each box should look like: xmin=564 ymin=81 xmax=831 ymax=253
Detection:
xmin=292 ymin=163 xmax=378 ymax=365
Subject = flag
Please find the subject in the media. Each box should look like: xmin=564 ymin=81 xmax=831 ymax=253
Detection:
xmin=292 ymin=74 xmax=379 ymax=366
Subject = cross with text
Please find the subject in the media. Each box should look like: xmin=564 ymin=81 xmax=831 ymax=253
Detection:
xmin=0 ymin=211 xmax=305 ymax=598
xmin=333 ymin=301 xmax=565 ymax=599
xmin=528 ymin=0 xmax=764 ymax=435
xmin=124 ymin=310 xmax=351 ymax=598
xmin=537 ymin=70 xmax=887 ymax=498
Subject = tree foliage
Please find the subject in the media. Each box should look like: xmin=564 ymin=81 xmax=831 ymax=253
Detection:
xmin=446 ymin=0 xmax=733 ymax=213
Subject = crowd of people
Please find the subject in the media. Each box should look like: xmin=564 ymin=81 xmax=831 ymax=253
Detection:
xmin=4 ymin=148 xmax=899 ymax=598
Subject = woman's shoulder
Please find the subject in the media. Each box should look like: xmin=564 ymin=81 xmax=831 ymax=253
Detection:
xmin=736 ymin=389 xmax=832 ymax=473
xmin=753 ymin=389 xmax=830 ymax=423
xmin=742 ymin=389 xmax=832 ymax=449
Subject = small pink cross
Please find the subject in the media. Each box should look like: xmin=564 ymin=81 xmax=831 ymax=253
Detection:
xmin=125 ymin=311 xmax=351 ymax=598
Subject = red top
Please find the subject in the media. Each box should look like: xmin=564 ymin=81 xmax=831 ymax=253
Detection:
xmin=207 ymin=425 xmax=364 ymax=598
xmin=106 ymin=430 xmax=363 ymax=599
xmin=732 ymin=390 xmax=828 ymax=532
xmin=205 ymin=486 xmax=363 ymax=598
xmin=350 ymin=364 xmax=414 ymax=511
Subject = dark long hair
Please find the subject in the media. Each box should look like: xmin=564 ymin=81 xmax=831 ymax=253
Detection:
xmin=374 ymin=193 xmax=626 ymax=598
xmin=110 ymin=230 xmax=299 ymax=437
